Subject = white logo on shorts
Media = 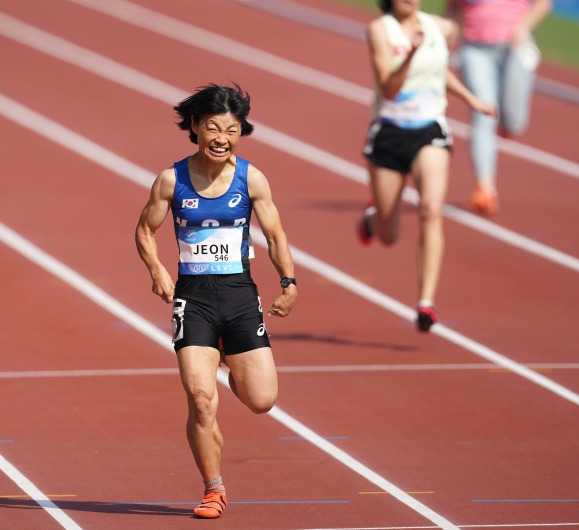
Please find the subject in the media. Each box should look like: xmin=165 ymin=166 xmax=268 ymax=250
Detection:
xmin=257 ymin=323 xmax=266 ymax=337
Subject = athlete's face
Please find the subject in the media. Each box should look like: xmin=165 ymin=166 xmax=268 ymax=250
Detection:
xmin=193 ymin=112 xmax=242 ymax=162
xmin=391 ymin=0 xmax=421 ymax=17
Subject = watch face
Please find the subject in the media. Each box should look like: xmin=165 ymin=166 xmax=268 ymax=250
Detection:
xmin=281 ymin=278 xmax=295 ymax=288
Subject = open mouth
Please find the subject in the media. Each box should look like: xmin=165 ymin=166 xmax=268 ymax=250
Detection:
xmin=209 ymin=145 xmax=228 ymax=156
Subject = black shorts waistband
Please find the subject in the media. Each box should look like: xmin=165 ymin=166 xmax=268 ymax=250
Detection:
xmin=176 ymin=269 xmax=252 ymax=285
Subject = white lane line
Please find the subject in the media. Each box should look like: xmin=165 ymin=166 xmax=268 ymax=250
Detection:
xmin=0 ymin=368 xmax=180 ymax=378
xmin=276 ymin=363 xmax=579 ymax=373
xmin=1 ymin=364 xmax=577 ymax=379
xmin=63 ymin=0 xmax=579 ymax=181
xmin=0 ymin=224 xmax=460 ymax=530
xmin=307 ymin=522 xmax=579 ymax=530
xmin=0 ymin=93 xmax=577 ymax=408
xmin=0 ymin=19 xmax=576 ymax=277
xmin=0 ymin=453 xmax=83 ymax=529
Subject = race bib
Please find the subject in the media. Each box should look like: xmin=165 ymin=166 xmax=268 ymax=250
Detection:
xmin=379 ymin=89 xmax=438 ymax=129
xmin=178 ymin=225 xmax=243 ymax=274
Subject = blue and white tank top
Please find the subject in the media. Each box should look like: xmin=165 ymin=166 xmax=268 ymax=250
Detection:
xmin=373 ymin=12 xmax=449 ymax=129
xmin=171 ymin=156 xmax=254 ymax=275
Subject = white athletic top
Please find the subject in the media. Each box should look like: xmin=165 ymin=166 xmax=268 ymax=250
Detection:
xmin=373 ymin=12 xmax=449 ymax=129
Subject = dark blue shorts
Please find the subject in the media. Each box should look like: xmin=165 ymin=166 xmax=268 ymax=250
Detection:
xmin=171 ymin=271 xmax=270 ymax=355
xmin=363 ymin=119 xmax=452 ymax=173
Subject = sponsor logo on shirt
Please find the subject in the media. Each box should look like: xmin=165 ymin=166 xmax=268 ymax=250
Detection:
xmin=228 ymin=194 xmax=242 ymax=207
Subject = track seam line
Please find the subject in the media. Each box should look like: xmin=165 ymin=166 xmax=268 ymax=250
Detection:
xmin=1 ymin=363 xmax=578 ymax=379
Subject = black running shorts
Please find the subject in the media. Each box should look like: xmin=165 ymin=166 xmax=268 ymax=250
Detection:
xmin=363 ymin=119 xmax=452 ymax=173
xmin=171 ymin=271 xmax=271 ymax=355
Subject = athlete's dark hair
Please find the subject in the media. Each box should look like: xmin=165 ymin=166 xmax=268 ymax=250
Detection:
xmin=378 ymin=0 xmax=392 ymax=13
xmin=174 ymin=83 xmax=254 ymax=144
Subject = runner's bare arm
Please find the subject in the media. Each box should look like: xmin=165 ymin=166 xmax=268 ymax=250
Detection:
xmin=249 ymin=166 xmax=297 ymax=317
xmin=135 ymin=168 xmax=176 ymax=303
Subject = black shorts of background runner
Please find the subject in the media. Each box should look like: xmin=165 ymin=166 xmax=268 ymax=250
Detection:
xmin=363 ymin=119 xmax=452 ymax=174
xmin=171 ymin=271 xmax=271 ymax=355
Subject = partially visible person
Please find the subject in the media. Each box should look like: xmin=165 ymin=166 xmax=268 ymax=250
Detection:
xmin=357 ymin=0 xmax=495 ymax=331
xmin=445 ymin=0 xmax=552 ymax=214
xmin=135 ymin=83 xmax=297 ymax=519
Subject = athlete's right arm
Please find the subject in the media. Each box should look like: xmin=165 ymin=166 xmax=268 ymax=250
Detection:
xmin=368 ymin=17 xmax=422 ymax=100
xmin=135 ymin=168 xmax=176 ymax=304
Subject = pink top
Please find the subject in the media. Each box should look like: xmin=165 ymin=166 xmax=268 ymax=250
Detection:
xmin=462 ymin=0 xmax=530 ymax=43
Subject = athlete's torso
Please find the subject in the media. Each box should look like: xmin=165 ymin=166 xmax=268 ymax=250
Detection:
xmin=374 ymin=11 xmax=449 ymax=129
xmin=461 ymin=0 xmax=530 ymax=44
xmin=171 ymin=156 xmax=254 ymax=275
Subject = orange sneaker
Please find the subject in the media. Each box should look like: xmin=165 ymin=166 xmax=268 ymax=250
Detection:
xmin=470 ymin=187 xmax=499 ymax=215
xmin=194 ymin=492 xmax=228 ymax=519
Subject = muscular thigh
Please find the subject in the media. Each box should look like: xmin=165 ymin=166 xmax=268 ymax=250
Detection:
xmin=226 ymin=347 xmax=278 ymax=405
xmin=412 ymin=146 xmax=450 ymax=209
xmin=177 ymin=346 xmax=220 ymax=399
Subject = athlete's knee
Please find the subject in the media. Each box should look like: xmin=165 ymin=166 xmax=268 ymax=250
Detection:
xmin=501 ymin=118 xmax=528 ymax=137
xmin=375 ymin=222 xmax=399 ymax=245
xmin=419 ymin=201 xmax=443 ymax=224
xmin=185 ymin=389 xmax=217 ymax=425
xmin=247 ymin=395 xmax=277 ymax=414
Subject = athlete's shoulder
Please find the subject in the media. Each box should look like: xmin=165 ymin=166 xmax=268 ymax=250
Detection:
xmin=246 ymin=161 xmax=266 ymax=181
xmin=153 ymin=165 xmax=177 ymax=199
xmin=424 ymin=13 xmax=457 ymax=43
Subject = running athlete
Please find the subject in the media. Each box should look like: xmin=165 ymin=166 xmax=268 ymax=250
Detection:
xmin=357 ymin=0 xmax=495 ymax=331
xmin=135 ymin=84 xmax=298 ymax=519
xmin=444 ymin=0 xmax=552 ymax=214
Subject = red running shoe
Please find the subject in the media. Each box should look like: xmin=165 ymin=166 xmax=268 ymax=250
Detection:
xmin=356 ymin=202 xmax=376 ymax=245
xmin=194 ymin=492 xmax=228 ymax=519
xmin=416 ymin=305 xmax=439 ymax=332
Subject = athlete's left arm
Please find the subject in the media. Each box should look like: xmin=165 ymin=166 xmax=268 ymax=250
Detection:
xmin=513 ymin=0 xmax=552 ymax=46
xmin=249 ymin=165 xmax=297 ymax=317
xmin=445 ymin=69 xmax=497 ymax=117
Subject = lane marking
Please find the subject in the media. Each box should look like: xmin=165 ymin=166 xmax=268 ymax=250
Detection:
xmin=0 ymin=95 xmax=577 ymax=405
xmin=1 ymin=363 xmax=577 ymax=380
xmin=0 ymin=24 xmax=576 ymax=276
xmin=0 ymin=225 xmax=460 ymax=530
xmin=358 ymin=491 xmax=434 ymax=495
xmin=0 ymin=494 xmax=76 ymax=498
xmin=63 ymin=0 xmax=579 ymax=181
xmin=108 ymin=499 xmax=348 ymax=505
xmin=276 ymin=363 xmax=579 ymax=373
xmin=307 ymin=522 xmax=579 ymax=530
xmin=0 ymin=368 xmax=179 ymax=379
xmin=0 ymin=453 xmax=82 ymax=529
xmin=472 ymin=499 xmax=579 ymax=503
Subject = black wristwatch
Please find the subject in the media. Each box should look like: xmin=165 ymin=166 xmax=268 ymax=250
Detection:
xmin=280 ymin=277 xmax=297 ymax=289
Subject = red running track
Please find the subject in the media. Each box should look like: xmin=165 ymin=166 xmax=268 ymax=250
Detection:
xmin=0 ymin=0 xmax=578 ymax=528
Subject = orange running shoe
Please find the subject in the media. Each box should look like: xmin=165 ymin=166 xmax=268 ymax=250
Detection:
xmin=470 ymin=186 xmax=499 ymax=215
xmin=194 ymin=492 xmax=228 ymax=519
